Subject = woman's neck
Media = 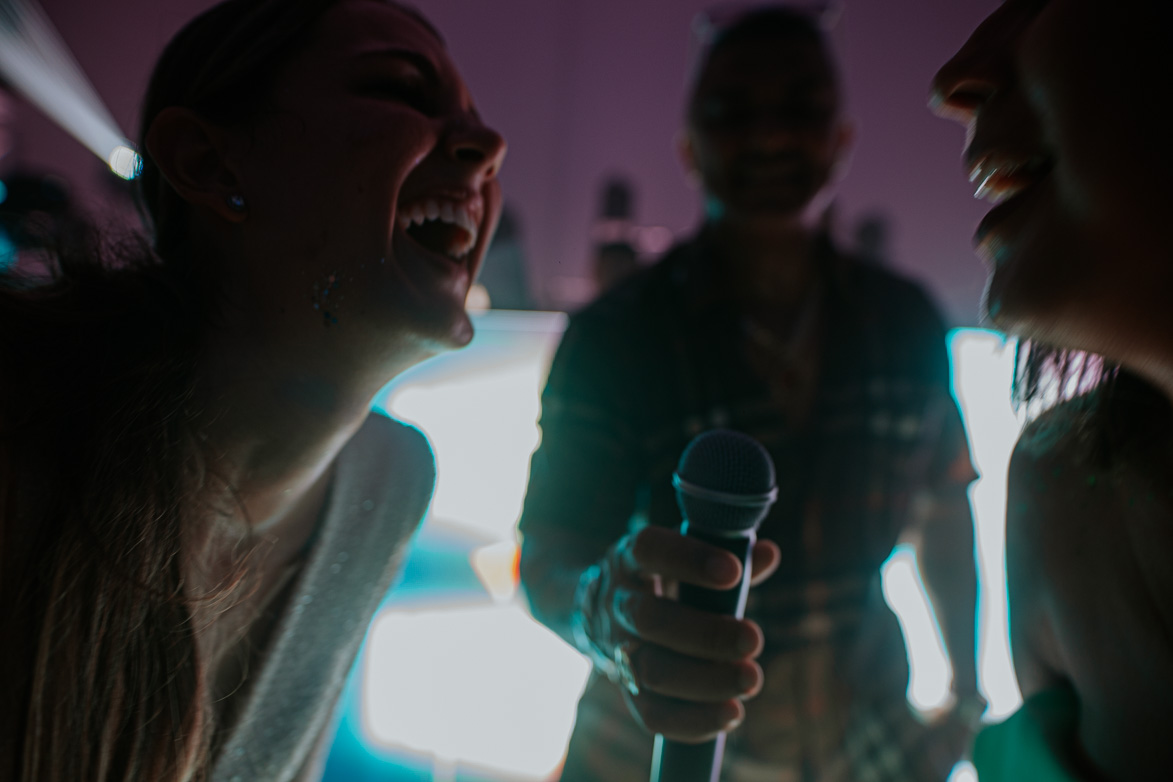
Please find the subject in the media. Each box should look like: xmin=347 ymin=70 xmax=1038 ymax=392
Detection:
xmin=190 ymin=323 xmax=395 ymax=539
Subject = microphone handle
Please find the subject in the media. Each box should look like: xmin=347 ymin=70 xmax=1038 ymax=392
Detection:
xmin=650 ymin=527 xmax=756 ymax=782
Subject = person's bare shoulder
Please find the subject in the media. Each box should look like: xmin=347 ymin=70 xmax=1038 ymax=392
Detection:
xmin=1003 ymin=400 xmax=1092 ymax=696
xmin=1007 ymin=396 xmax=1173 ymax=779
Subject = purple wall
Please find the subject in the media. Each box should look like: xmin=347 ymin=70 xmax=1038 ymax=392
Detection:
xmin=7 ymin=0 xmax=996 ymax=324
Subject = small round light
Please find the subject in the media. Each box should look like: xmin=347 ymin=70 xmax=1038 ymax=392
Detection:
xmin=107 ymin=145 xmax=141 ymax=180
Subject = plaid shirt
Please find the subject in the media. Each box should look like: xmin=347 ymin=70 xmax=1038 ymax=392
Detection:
xmin=520 ymin=236 xmax=977 ymax=782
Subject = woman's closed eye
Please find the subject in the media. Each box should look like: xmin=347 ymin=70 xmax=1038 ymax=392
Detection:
xmin=360 ymin=78 xmax=435 ymax=112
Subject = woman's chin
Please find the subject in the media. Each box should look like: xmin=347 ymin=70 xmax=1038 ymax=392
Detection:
xmin=982 ymin=279 xmax=1036 ymax=338
xmin=981 ymin=251 xmax=1048 ymax=334
xmin=409 ymin=301 xmax=475 ymax=352
xmin=441 ymin=309 xmax=475 ymax=349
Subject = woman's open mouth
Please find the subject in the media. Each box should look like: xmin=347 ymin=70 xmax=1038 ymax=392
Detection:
xmin=970 ymin=154 xmax=1054 ymax=206
xmin=396 ymin=195 xmax=482 ymax=262
xmin=971 ymin=153 xmax=1055 ymax=249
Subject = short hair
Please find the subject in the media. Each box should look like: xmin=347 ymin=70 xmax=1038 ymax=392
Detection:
xmin=686 ymin=4 xmax=840 ymax=104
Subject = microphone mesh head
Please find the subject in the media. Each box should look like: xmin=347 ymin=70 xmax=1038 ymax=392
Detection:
xmin=675 ymin=429 xmax=776 ymax=534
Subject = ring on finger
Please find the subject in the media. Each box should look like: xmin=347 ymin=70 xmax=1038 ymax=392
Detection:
xmin=612 ymin=641 xmax=642 ymax=697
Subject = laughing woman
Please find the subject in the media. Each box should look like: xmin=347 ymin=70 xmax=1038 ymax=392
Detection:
xmin=932 ymin=1 xmax=1173 ymax=780
xmin=0 ymin=1 xmax=504 ymax=780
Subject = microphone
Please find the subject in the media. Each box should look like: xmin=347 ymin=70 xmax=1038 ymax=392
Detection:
xmin=650 ymin=429 xmax=777 ymax=782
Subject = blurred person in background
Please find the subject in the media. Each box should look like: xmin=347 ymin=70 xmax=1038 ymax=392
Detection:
xmin=933 ymin=1 xmax=1173 ymax=779
xmin=0 ymin=0 xmax=505 ymax=780
xmin=520 ymin=5 xmax=982 ymax=781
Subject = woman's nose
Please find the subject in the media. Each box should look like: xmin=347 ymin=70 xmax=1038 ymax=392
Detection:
xmin=930 ymin=6 xmax=1018 ymax=125
xmin=447 ymin=117 xmax=507 ymax=179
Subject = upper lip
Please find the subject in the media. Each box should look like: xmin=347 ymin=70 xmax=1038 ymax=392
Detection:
xmin=396 ymin=188 xmax=485 ymax=259
xmin=965 ymin=151 xmax=1054 ymax=205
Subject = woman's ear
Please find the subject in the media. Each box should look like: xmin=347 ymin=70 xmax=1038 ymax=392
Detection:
xmin=145 ymin=107 xmax=248 ymax=223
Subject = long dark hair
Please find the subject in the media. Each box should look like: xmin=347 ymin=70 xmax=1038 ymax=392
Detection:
xmin=0 ymin=1 xmax=364 ymax=779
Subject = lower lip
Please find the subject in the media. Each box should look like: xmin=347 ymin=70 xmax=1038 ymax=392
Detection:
xmin=973 ymin=177 xmax=1045 ymax=256
xmin=394 ymin=227 xmax=473 ymax=275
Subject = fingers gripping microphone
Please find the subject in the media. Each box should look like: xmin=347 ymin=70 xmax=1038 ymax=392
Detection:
xmin=650 ymin=429 xmax=778 ymax=782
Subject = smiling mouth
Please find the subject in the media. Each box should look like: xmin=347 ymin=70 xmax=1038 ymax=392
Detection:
xmin=969 ymin=154 xmax=1054 ymax=205
xmin=397 ymin=195 xmax=482 ymax=262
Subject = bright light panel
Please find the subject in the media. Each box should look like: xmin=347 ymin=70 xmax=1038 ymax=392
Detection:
xmin=882 ymin=543 xmax=954 ymax=713
xmin=881 ymin=328 xmax=1024 ymax=721
xmin=948 ymin=328 xmax=1025 ymax=719
xmin=376 ymin=310 xmax=567 ymax=543
xmin=362 ymin=603 xmax=591 ymax=780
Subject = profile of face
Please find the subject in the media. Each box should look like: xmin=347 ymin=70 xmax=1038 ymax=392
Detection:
xmin=159 ymin=0 xmax=506 ymax=357
xmin=932 ymin=0 xmax=1173 ymax=352
xmin=681 ymin=33 xmax=851 ymax=227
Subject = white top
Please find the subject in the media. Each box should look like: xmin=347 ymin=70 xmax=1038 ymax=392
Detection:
xmin=211 ymin=413 xmax=435 ymax=782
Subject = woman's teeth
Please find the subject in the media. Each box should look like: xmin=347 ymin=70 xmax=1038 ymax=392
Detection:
xmin=969 ymin=156 xmax=1053 ymax=205
xmin=397 ymin=197 xmax=481 ymax=258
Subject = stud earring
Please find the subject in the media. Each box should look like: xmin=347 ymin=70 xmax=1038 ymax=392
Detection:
xmin=226 ymin=193 xmax=247 ymax=212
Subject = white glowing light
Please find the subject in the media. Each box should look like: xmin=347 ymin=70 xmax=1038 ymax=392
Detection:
xmin=882 ymin=543 xmax=954 ymax=713
xmin=106 ymin=144 xmax=140 ymax=180
xmin=359 ymin=310 xmax=586 ymax=778
xmin=949 ymin=328 xmax=1025 ymax=720
xmin=948 ymin=760 xmax=979 ymax=782
xmin=0 ymin=0 xmax=134 ymax=175
xmin=880 ymin=328 xmax=1025 ymax=721
xmin=378 ymin=310 xmax=567 ymax=542
xmin=362 ymin=603 xmax=591 ymax=780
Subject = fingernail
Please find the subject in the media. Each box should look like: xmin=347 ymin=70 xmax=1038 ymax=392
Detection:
xmin=740 ymin=664 xmax=761 ymax=694
xmin=738 ymin=629 xmax=760 ymax=656
xmin=707 ymin=555 xmax=737 ymax=583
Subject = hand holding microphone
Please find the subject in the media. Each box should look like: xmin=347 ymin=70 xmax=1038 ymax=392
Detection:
xmin=571 ymin=430 xmax=780 ymax=748
xmin=651 ymin=429 xmax=779 ymax=782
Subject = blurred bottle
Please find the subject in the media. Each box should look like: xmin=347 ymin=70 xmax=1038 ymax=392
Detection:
xmin=590 ymin=176 xmax=640 ymax=295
